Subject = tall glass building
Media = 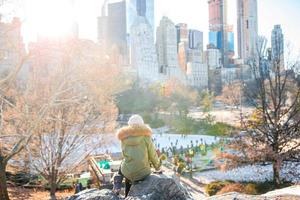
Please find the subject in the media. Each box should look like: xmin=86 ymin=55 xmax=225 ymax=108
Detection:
xmin=271 ymin=25 xmax=284 ymax=62
xmin=126 ymin=0 xmax=154 ymax=34
xmin=227 ymin=32 xmax=234 ymax=52
xmin=189 ymin=30 xmax=203 ymax=50
xmin=209 ymin=31 xmax=222 ymax=49
xmin=107 ymin=1 xmax=128 ymax=54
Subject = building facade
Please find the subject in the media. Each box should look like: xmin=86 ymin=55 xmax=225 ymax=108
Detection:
xmin=189 ymin=29 xmax=203 ymax=51
xmin=208 ymin=0 xmax=234 ymax=67
xmin=156 ymin=17 xmax=185 ymax=83
xmin=187 ymin=62 xmax=208 ymax=89
xmin=237 ymin=0 xmax=258 ymax=63
xmin=107 ymin=1 xmax=127 ymax=55
xmin=208 ymin=0 xmax=227 ymax=30
xmin=126 ymin=0 xmax=154 ymax=35
xmin=186 ymin=29 xmax=207 ymax=89
xmin=178 ymin=42 xmax=188 ymax=72
xmin=98 ymin=0 xmax=127 ymax=56
xmin=221 ymin=67 xmax=238 ymax=84
xmin=0 ymin=18 xmax=25 ymax=75
xmin=206 ymin=47 xmax=222 ymax=70
xmin=176 ymin=23 xmax=189 ymax=44
xmin=98 ymin=0 xmax=155 ymax=66
xmin=130 ymin=16 xmax=160 ymax=84
xmin=271 ymin=24 xmax=284 ymax=66
xmin=227 ymin=31 xmax=234 ymax=53
xmin=208 ymin=0 xmax=227 ymax=51
xmin=186 ymin=47 xmax=208 ymax=89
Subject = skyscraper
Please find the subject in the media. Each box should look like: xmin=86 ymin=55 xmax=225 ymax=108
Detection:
xmin=189 ymin=30 xmax=203 ymax=50
xmin=237 ymin=0 xmax=258 ymax=63
xmin=126 ymin=0 xmax=154 ymax=34
xmin=208 ymin=0 xmax=232 ymax=67
xmin=271 ymin=25 xmax=284 ymax=65
xmin=98 ymin=0 xmax=127 ymax=56
xmin=208 ymin=0 xmax=227 ymax=30
xmin=156 ymin=17 xmax=185 ymax=82
xmin=176 ymin=23 xmax=189 ymax=71
xmin=136 ymin=0 xmax=146 ymax=16
xmin=227 ymin=32 xmax=234 ymax=53
xmin=107 ymin=1 xmax=126 ymax=40
xmin=176 ymin=23 xmax=189 ymax=44
xmin=130 ymin=16 xmax=160 ymax=84
xmin=226 ymin=25 xmax=234 ymax=60
xmin=98 ymin=0 xmax=154 ymax=52
xmin=186 ymin=30 xmax=207 ymax=89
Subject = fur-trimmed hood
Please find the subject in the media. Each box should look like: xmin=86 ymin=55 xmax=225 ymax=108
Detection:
xmin=117 ymin=125 xmax=152 ymax=141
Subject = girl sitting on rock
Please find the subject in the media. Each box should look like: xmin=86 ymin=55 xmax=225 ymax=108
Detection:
xmin=113 ymin=114 xmax=161 ymax=197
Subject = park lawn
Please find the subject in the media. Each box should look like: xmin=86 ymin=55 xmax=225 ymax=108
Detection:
xmin=169 ymin=116 xmax=236 ymax=136
xmin=8 ymin=186 xmax=74 ymax=200
xmin=205 ymin=180 xmax=294 ymax=196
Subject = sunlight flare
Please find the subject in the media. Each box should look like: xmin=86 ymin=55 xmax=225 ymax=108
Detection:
xmin=26 ymin=0 xmax=76 ymax=38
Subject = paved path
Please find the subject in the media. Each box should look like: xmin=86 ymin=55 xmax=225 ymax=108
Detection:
xmin=161 ymin=166 xmax=207 ymax=199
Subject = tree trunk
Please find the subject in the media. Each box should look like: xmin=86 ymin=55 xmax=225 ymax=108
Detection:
xmin=49 ymin=170 xmax=58 ymax=200
xmin=273 ymin=160 xmax=281 ymax=188
xmin=0 ymin=160 xmax=9 ymax=200
xmin=50 ymin=181 xmax=57 ymax=200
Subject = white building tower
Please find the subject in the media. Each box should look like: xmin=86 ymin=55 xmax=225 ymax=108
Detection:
xmin=156 ymin=16 xmax=186 ymax=83
xmin=130 ymin=16 xmax=160 ymax=84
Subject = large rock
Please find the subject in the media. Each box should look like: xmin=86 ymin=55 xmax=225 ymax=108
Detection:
xmin=203 ymin=186 xmax=300 ymax=200
xmin=127 ymin=174 xmax=193 ymax=200
xmin=203 ymin=192 xmax=300 ymax=200
xmin=204 ymin=192 xmax=271 ymax=200
xmin=67 ymin=174 xmax=193 ymax=200
xmin=67 ymin=189 xmax=120 ymax=200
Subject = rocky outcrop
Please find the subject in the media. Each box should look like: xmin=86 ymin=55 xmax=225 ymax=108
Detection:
xmin=67 ymin=174 xmax=193 ymax=200
xmin=126 ymin=174 xmax=192 ymax=200
xmin=67 ymin=175 xmax=300 ymax=200
xmin=203 ymin=186 xmax=300 ymax=200
xmin=204 ymin=192 xmax=265 ymax=200
xmin=67 ymin=189 xmax=119 ymax=200
xmin=203 ymin=192 xmax=300 ymax=200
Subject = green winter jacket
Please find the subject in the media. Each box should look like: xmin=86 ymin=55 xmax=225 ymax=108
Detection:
xmin=117 ymin=125 xmax=161 ymax=182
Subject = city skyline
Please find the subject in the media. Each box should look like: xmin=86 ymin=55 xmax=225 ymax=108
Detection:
xmin=3 ymin=0 xmax=299 ymax=58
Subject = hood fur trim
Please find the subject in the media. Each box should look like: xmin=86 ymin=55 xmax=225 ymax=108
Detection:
xmin=117 ymin=125 xmax=152 ymax=141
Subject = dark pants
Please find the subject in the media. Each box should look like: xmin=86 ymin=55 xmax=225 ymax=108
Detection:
xmin=113 ymin=168 xmax=132 ymax=197
xmin=120 ymin=168 xmax=132 ymax=197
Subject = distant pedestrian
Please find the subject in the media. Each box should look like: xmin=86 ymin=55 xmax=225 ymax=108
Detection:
xmin=87 ymin=179 xmax=92 ymax=189
xmin=74 ymin=181 xmax=83 ymax=194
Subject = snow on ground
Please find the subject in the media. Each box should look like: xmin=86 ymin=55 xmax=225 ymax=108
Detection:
xmin=194 ymin=163 xmax=300 ymax=184
xmin=94 ymin=129 xmax=220 ymax=154
xmin=263 ymin=185 xmax=300 ymax=197
xmin=152 ymin=131 xmax=219 ymax=150
xmin=188 ymin=107 xmax=253 ymax=126
xmin=93 ymin=128 xmax=300 ymax=184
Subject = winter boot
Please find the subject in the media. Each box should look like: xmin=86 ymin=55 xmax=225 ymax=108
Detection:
xmin=112 ymin=173 xmax=123 ymax=195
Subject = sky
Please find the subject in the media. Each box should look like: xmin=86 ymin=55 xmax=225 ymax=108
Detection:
xmin=1 ymin=0 xmax=300 ymax=57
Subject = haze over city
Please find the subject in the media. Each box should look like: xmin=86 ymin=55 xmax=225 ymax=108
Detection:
xmin=1 ymin=0 xmax=299 ymax=56
xmin=1 ymin=0 xmax=300 ymax=199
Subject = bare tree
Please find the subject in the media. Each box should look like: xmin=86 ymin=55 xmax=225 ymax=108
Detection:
xmin=26 ymin=39 xmax=123 ymax=199
xmin=0 ymin=15 xmax=43 ymax=200
xmin=220 ymin=40 xmax=300 ymax=187
xmin=217 ymin=81 xmax=243 ymax=109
